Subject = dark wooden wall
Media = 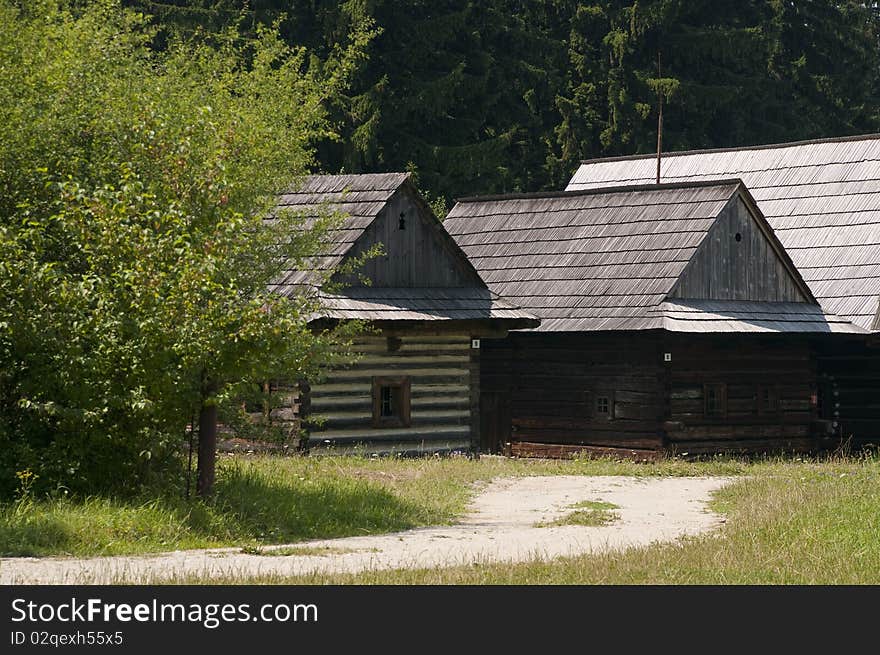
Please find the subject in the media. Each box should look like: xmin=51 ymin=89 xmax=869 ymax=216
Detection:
xmin=815 ymin=336 xmax=880 ymax=449
xmin=661 ymin=333 xmax=820 ymax=455
xmin=481 ymin=332 xmax=666 ymax=458
xmin=668 ymin=197 xmax=808 ymax=302
xmin=481 ymin=331 xmax=830 ymax=458
xmin=339 ymin=186 xmax=480 ymax=288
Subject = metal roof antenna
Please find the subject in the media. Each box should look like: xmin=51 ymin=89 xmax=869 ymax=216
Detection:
xmin=656 ymin=50 xmax=663 ymax=185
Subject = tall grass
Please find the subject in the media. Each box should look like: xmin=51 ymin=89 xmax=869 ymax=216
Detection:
xmin=189 ymin=454 xmax=880 ymax=585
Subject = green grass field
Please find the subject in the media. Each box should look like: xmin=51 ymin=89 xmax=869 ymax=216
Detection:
xmin=3 ymin=452 xmax=880 ymax=585
xmin=0 ymin=453 xmax=744 ymax=557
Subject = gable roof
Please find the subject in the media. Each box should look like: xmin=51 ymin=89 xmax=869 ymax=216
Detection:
xmin=270 ymin=172 xmax=411 ymax=291
xmin=444 ymin=180 xmax=862 ymax=333
xmin=567 ymin=133 xmax=880 ymax=331
xmin=267 ymin=172 xmax=538 ymax=328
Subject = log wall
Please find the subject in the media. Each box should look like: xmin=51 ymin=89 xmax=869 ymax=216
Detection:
xmin=482 ymin=332 xmax=666 ymax=458
xmin=304 ymin=334 xmax=476 ymax=455
xmin=815 ymin=336 xmax=880 ymax=449
xmin=662 ymin=333 xmax=820 ymax=454
xmin=481 ymin=331 xmax=829 ymax=458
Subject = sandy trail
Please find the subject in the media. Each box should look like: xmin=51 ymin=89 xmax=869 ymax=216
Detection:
xmin=0 ymin=475 xmax=733 ymax=584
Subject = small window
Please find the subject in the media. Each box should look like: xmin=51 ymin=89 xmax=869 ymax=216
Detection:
xmin=595 ymin=392 xmax=614 ymax=420
xmin=372 ymin=376 xmax=411 ymax=428
xmin=704 ymin=383 xmax=727 ymax=417
xmin=817 ymin=379 xmax=837 ymax=420
xmin=757 ymin=385 xmax=778 ymax=415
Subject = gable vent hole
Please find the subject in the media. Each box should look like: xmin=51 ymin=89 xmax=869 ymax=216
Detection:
xmin=734 ymin=232 xmax=742 ymax=242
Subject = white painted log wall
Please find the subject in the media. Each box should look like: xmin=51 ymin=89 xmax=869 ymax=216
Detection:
xmin=306 ymin=335 xmax=473 ymax=455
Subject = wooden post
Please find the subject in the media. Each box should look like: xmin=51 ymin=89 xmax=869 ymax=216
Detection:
xmin=196 ymin=380 xmax=218 ymax=497
xmin=297 ymin=379 xmax=311 ymax=452
xmin=656 ymin=51 xmax=663 ymax=185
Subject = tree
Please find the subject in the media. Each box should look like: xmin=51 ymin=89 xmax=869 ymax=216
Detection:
xmin=0 ymin=0 xmax=370 ymax=497
xmin=553 ymin=0 xmax=880 ymax=170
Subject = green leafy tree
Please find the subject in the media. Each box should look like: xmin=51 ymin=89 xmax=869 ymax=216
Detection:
xmin=0 ymin=0 xmax=370 ymax=497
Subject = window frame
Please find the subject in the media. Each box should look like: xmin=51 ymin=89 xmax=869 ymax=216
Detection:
xmin=703 ymin=383 xmax=727 ymax=418
xmin=594 ymin=391 xmax=614 ymax=421
xmin=756 ymin=384 xmax=779 ymax=416
xmin=371 ymin=376 xmax=411 ymax=428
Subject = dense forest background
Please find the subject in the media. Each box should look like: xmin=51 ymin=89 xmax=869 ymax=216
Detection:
xmin=127 ymin=0 xmax=880 ymax=209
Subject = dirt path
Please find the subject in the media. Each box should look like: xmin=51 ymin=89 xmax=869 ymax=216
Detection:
xmin=0 ymin=476 xmax=733 ymax=584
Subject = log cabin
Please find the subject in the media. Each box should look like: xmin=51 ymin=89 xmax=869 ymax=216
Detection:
xmin=444 ymin=179 xmax=867 ymax=458
xmin=567 ymin=134 xmax=880 ymax=449
xmin=268 ymin=173 xmax=537 ymax=455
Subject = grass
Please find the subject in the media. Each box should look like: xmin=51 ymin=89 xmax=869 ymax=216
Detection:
xmin=536 ymin=500 xmax=621 ymax=528
xmin=172 ymin=453 xmax=880 ymax=585
xmin=5 ymin=450 xmax=880 ymax=585
xmin=0 ymin=452 xmax=742 ymax=557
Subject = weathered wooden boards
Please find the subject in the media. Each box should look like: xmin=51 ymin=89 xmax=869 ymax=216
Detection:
xmin=482 ymin=332 xmax=667 ymax=453
xmin=483 ymin=331 xmax=839 ymax=458
xmin=668 ymin=196 xmax=807 ymax=303
xmin=815 ymin=336 xmax=880 ymax=449
xmin=304 ymin=335 xmax=476 ymax=455
xmin=662 ymin=333 xmax=823 ymax=454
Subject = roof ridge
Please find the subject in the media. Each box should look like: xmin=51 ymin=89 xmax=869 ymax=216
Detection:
xmin=578 ymin=133 xmax=880 ymax=165
xmin=454 ymin=178 xmax=744 ymax=204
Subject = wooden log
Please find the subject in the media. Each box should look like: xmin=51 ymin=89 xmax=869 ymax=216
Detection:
xmin=512 ymin=416 xmax=660 ymax=432
xmin=666 ymin=423 xmax=810 ymax=441
xmin=510 ymin=441 xmax=664 ymax=461
xmin=510 ymin=429 xmax=664 ymax=450
xmin=668 ymin=437 xmax=816 ymax=456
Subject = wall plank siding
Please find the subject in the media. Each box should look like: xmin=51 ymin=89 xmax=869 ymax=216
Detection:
xmin=815 ymin=337 xmax=880 ymax=447
xmin=662 ymin=333 xmax=822 ymax=454
xmin=482 ymin=332 xmax=666 ymax=453
xmin=338 ymin=186 xmax=480 ymax=288
xmin=480 ymin=331 xmax=830 ymax=457
xmin=305 ymin=335 xmax=475 ymax=455
xmin=668 ymin=197 xmax=808 ymax=302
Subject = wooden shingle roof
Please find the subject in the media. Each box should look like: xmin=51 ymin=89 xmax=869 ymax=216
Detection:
xmin=268 ymin=173 xmax=538 ymax=327
xmin=444 ymin=180 xmax=863 ymax=334
xmin=567 ymin=134 xmax=880 ymax=331
xmin=314 ymin=287 xmax=533 ymax=323
xmin=655 ymin=300 xmax=858 ymax=333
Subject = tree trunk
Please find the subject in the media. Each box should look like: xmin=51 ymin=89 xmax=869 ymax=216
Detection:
xmin=196 ymin=382 xmax=218 ymax=497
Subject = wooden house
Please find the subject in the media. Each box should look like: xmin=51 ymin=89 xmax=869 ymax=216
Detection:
xmin=567 ymin=134 xmax=880 ymax=448
xmin=444 ymin=179 xmax=866 ymax=458
xmin=268 ymin=173 xmax=537 ymax=455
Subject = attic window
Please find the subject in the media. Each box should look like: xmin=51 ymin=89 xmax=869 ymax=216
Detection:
xmin=372 ymin=376 xmax=411 ymax=428
xmin=398 ymin=212 xmax=406 ymax=230
xmin=734 ymin=232 xmax=742 ymax=242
